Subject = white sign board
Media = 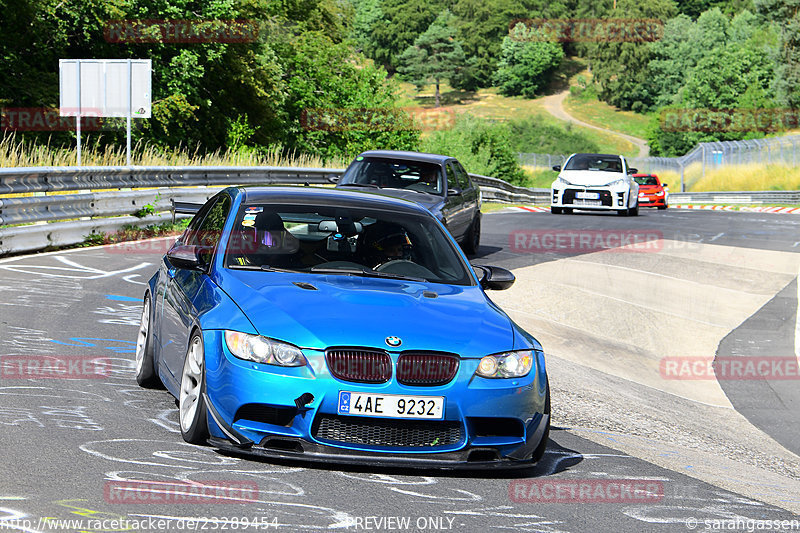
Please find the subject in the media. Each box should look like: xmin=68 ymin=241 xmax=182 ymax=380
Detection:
xmin=59 ymin=59 xmax=151 ymax=118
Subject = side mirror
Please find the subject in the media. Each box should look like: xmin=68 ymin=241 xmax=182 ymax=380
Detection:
xmin=552 ymin=165 xmax=561 ymax=172
xmin=472 ymin=265 xmax=515 ymax=291
xmin=662 ymin=183 xmax=668 ymax=188
xmin=167 ymin=244 xmax=208 ymax=270
xmin=327 ymin=175 xmax=341 ymax=184
xmin=447 ymin=187 xmax=462 ymax=196
xmin=627 ymin=167 xmax=638 ymax=174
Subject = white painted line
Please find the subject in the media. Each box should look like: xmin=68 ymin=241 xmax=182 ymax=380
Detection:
xmin=0 ymin=236 xmax=176 ymax=264
xmin=796 ymin=265 xmax=799 ymax=369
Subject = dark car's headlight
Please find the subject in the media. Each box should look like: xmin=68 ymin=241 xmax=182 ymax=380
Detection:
xmin=224 ymin=331 xmax=306 ymax=367
xmin=476 ymin=350 xmax=534 ymax=378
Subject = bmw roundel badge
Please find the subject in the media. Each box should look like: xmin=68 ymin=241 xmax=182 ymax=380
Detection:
xmin=385 ymin=336 xmax=402 ymax=347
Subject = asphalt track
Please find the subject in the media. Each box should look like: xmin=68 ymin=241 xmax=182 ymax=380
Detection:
xmin=0 ymin=207 xmax=798 ymax=532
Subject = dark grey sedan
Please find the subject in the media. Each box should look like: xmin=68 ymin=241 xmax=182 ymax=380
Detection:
xmin=335 ymin=150 xmax=482 ymax=255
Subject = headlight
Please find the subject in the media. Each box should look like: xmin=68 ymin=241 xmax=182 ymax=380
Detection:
xmin=224 ymin=331 xmax=306 ymax=367
xmin=555 ymin=177 xmax=569 ymax=186
xmin=606 ymin=178 xmax=627 ymax=187
xmin=476 ymin=350 xmax=534 ymax=378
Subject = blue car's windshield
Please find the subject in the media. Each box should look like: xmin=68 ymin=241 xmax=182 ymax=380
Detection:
xmin=339 ymin=157 xmax=444 ymax=195
xmin=224 ymin=203 xmax=473 ymax=285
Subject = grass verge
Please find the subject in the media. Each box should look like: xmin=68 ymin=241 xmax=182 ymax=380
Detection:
xmin=0 ymin=134 xmax=346 ymax=168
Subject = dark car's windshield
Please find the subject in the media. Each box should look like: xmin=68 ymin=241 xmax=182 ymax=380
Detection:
xmin=339 ymin=157 xmax=444 ymax=195
xmin=564 ymin=154 xmax=624 ymax=173
xmin=633 ymin=176 xmax=659 ymax=186
xmin=224 ymin=203 xmax=472 ymax=285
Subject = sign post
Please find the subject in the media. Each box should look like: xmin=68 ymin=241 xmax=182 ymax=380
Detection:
xmin=59 ymin=59 xmax=151 ymax=166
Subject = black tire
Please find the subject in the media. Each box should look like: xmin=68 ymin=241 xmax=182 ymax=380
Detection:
xmin=658 ymin=204 xmax=667 ymax=210
xmin=617 ymin=209 xmax=628 ymax=216
xmin=462 ymin=215 xmax=481 ymax=256
xmin=531 ymin=379 xmax=551 ymax=463
xmin=630 ymin=205 xmax=639 ymax=216
xmin=134 ymin=293 xmax=161 ymax=388
xmin=550 ymin=206 xmax=562 ymax=214
xmin=179 ymin=332 xmax=209 ymax=445
xmin=563 ymin=208 xmax=573 ymax=214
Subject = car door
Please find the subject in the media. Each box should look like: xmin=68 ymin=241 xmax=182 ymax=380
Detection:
xmin=160 ymin=194 xmax=231 ymax=385
xmin=444 ymin=161 xmax=472 ymax=240
xmin=153 ymin=199 xmax=214 ymax=353
xmin=441 ymin=162 xmax=462 ymax=238
xmin=454 ymin=160 xmax=480 ymax=233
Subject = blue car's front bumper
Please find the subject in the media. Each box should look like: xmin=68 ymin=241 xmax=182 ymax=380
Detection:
xmin=200 ymin=330 xmax=549 ymax=469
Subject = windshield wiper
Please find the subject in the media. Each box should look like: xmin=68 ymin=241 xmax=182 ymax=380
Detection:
xmin=260 ymin=265 xmax=304 ymax=273
xmin=310 ymin=266 xmax=425 ymax=282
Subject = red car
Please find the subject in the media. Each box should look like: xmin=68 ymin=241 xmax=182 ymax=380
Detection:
xmin=633 ymin=174 xmax=668 ymax=209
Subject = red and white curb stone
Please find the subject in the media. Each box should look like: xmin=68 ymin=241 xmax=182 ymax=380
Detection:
xmin=498 ymin=205 xmax=800 ymax=214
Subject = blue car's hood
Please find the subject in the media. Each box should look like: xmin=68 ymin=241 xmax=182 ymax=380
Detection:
xmin=218 ymin=271 xmax=513 ymax=355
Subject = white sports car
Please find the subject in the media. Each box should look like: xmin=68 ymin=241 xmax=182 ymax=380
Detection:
xmin=550 ymin=153 xmax=640 ymax=216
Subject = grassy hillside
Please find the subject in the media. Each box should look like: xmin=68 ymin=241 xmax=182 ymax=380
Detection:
xmin=396 ymin=81 xmax=638 ymax=156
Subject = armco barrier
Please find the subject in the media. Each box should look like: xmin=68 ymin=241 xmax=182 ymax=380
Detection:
xmin=667 ymin=191 xmax=800 ymax=204
xmin=1 ymin=165 xmax=796 ymax=256
xmin=0 ymin=166 xmax=543 ymax=255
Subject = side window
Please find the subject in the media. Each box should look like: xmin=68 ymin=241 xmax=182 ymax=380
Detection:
xmin=180 ymin=199 xmax=215 ymax=245
xmin=445 ymin=163 xmax=457 ymax=192
xmin=186 ymin=195 xmax=231 ymax=250
xmin=454 ymin=162 xmax=471 ymax=190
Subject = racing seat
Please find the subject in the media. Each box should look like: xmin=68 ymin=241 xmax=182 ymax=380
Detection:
xmin=231 ymin=212 xmax=300 ymax=267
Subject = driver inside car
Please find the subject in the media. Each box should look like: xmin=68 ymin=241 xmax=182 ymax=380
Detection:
xmin=360 ymin=223 xmax=413 ymax=268
xmin=375 ymin=231 xmax=412 ymax=264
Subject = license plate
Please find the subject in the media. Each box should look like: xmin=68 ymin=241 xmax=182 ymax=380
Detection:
xmin=338 ymin=391 xmax=444 ymax=419
xmin=573 ymin=199 xmax=602 ymax=206
xmin=576 ymin=192 xmax=600 ymax=199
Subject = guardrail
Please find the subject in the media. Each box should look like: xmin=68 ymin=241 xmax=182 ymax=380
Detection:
xmin=667 ymin=191 xmax=800 ymax=204
xmin=0 ymin=165 xmax=543 ymax=256
xmin=1 ymin=165 xmax=796 ymax=256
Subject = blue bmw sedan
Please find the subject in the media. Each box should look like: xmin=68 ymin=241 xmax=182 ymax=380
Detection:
xmin=135 ymin=186 xmax=550 ymax=468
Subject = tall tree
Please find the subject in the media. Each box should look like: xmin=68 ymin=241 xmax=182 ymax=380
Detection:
xmin=397 ymin=11 xmax=466 ymax=107
xmin=584 ymin=0 xmax=678 ymax=112
xmin=755 ymin=0 xmax=800 ymax=109
xmin=450 ymin=0 xmax=567 ymax=89
xmin=366 ymin=0 xmax=446 ymax=72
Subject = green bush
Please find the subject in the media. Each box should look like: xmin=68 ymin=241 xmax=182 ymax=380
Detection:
xmin=421 ymin=114 xmax=527 ymax=185
xmin=506 ymin=117 xmax=600 ymax=154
